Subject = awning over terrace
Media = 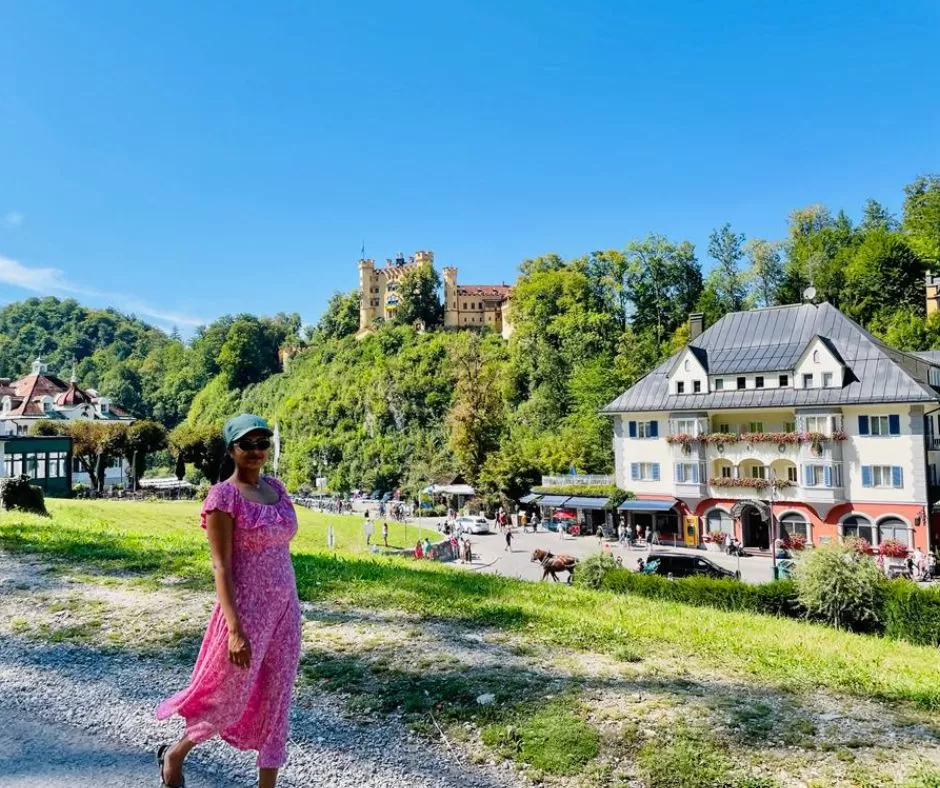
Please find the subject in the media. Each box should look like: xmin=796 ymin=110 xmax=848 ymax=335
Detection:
xmin=538 ymin=495 xmax=572 ymax=507
xmin=519 ymin=493 xmax=542 ymax=504
xmin=616 ymin=499 xmax=677 ymax=512
xmin=563 ymin=496 xmax=610 ymax=509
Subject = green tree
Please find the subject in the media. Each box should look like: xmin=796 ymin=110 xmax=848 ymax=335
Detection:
xmin=796 ymin=542 xmax=887 ymax=631
xmin=394 ymin=263 xmax=443 ymax=328
xmin=446 ymin=334 xmax=505 ymax=483
xmin=859 ymin=198 xmax=898 ymax=232
xmin=902 ymin=174 xmax=940 ymax=264
xmin=122 ymin=420 xmax=169 ymax=487
xmin=706 ymin=223 xmax=747 ymax=313
xmin=842 ymin=230 xmax=926 ymax=325
xmin=169 ymin=422 xmax=228 ymax=483
xmin=744 ymin=238 xmax=784 ymax=308
xmin=624 ymin=235 xmax=703 ymax=342
xmin=316 ymin=291 xmax=361 ymax=339
xmin=39 ymin=421 xmax=127 ymax=492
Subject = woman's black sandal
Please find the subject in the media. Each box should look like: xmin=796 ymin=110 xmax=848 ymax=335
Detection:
xmin=157 ymin=744 xmax=186 ymax=787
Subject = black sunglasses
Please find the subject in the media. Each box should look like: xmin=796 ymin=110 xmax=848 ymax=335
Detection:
xmin=234 ymin=437 xmax=271 ymax=452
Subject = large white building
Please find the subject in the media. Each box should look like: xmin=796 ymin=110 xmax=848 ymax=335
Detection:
xmin=0 ymin=358 xmax=134 ymax=488
xmin=602 ymin=304 xmax=940 ymax=553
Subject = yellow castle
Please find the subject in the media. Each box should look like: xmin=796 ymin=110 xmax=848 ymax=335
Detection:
xmin=357 ymin=250 xmax=513 ymax=339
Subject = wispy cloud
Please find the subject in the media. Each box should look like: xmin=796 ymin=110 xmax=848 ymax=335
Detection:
xmin=3 ymin=212 xmax=24 ymax=229
xmin=0 ymin=255 xmax=206 ymax=328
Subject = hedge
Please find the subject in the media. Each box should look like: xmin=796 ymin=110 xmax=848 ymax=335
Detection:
xmin=600 ymin=569 xmax=804 ymax=619
xmin=884 ymin=582 xmax=940 ymax=647
xmin=596 ymin=567 xmax=940 ymax=648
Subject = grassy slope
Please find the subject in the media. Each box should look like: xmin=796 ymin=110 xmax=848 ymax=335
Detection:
xmin=1 ymin=500 xmax=939 ymax=713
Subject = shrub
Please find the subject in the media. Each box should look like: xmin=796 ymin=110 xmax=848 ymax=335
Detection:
xmin=795 ymin=542 xmax=887 ymax=631
xmin=196 ymin=480 xmax=212 ymax=501
xmin=884 ymin=581 xmax=940 ymax=647
xmin=599 ymin=568 xmax=803 ymax=618
xmin=0 ymin=475 xmax=48 ymax=516
xmin=576 ymin=551 xmax=618 ymax=590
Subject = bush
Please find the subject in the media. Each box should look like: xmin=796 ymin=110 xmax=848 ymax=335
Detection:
xmin=795 ymin=542 xmax=887 ymax=631
xmin=576 ymin=552 xmax=618 ymax=589
xmin=0 ymin=475 xmax=48 ymax=516
xmin=196 ymin=480 xmax=212 ymax=501
xmin=884 ymin=581 xmax=940 ymax=647
xmin=600 ymin=569 xmax=804 ymax=618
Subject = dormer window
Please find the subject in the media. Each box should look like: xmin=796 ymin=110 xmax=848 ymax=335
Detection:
xmin=676 ymin=382 xmax=685 ymax=394
xmin=812 ymin=350 xmax=820 ymax=363
xmin=683 ymin=360 xmax=690 ymax=372
xmin=97 ymin=398 xmax=110 ymax=415
xmin=823 ymin=372 xmax=833 ymax=387
xmin=693 ymin=380 xmax=702 ymax=393
xmin=41 ymin=397 xmax=54 ymax=414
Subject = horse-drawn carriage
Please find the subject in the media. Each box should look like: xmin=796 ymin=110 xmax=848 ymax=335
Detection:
xmin=530 ymin=548 xmax=578 ymax=583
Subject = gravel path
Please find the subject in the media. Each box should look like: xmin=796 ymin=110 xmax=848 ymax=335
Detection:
xmin=0 ymin=635 xmax=521 ymax=788
xmin=0 ymin=550 xmax=522 ymax=788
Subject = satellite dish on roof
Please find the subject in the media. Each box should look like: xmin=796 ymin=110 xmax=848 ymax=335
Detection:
xmin=803 ymin=286 xmax=817 ymax=302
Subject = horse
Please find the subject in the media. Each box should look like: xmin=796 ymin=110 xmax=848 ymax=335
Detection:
xmin=531 ymin=548 xmax=578 ymax=583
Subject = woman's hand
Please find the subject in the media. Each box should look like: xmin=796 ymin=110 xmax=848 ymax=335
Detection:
xmin=227 ymin=627 xmax=252 ymax=669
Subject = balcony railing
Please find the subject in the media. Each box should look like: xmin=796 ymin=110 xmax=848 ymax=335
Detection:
xmin=931 ymin=437 xmax=940 ymax=451
xmin=541 ymin=474 xmax=615 ymax=487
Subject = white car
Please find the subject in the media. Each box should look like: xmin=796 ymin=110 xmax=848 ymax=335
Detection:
xmin=455 ymin=516 xmax=492 ymax=535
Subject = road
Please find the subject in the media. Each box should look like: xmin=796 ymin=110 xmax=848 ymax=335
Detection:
xmin=420 ymin=520 xmax=778 ymax=584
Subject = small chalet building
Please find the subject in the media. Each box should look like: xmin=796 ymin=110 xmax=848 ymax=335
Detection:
xmin=602 ymin=303 xmax=940 ymax=553
xmin=0 ymin=358 xmax=135 ymax=489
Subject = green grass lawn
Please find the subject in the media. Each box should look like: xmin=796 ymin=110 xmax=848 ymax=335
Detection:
xmin=3 ymin=500 xmax=940 ymax=785
xmin=1 ymin=499 xmax=939 ymax=714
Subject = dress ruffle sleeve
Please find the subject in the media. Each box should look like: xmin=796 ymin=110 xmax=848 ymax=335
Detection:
xmin=200 ymin=483 xmax=239 ymax=529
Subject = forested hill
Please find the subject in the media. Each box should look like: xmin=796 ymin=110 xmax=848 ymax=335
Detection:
xmin=0 ymin=297 xmax=301 ymax=428
xmin=4 ymin=174 xmax=940 ymax=495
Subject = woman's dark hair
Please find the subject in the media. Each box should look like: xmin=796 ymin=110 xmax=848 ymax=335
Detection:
xmin=218 ymin=451 xmax=235 ymax=482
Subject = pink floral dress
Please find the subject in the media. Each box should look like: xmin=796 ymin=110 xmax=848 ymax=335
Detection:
xmin=156 ymin=477 xmax=301 ymax=769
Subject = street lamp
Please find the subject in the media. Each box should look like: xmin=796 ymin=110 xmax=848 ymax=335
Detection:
xmin=769 ymin=468 xmax=778 ymax=581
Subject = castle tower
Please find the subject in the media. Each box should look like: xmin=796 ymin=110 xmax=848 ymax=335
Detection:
xmin=443 ymin=266 xmax=458 ymax=328
xmin=928 ymin=271 xmax=940 ymax=317
xmin=358 ymin=258 xmax=376 ymax=334
xmin=414 ymin=250 xmax=434 ymax=266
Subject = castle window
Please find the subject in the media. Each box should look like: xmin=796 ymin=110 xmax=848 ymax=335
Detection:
xmin=479 ymin=302 xmax=483 ymax=309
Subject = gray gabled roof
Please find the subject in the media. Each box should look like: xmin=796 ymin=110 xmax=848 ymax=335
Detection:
xmin=602 ymin=302 xmax=940 ymax=414
xmin=914 ymin=350 xmax=940 ymax=365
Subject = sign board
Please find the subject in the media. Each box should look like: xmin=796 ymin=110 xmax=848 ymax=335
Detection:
xmin=683 ymin=515 xmax=699 ymax=547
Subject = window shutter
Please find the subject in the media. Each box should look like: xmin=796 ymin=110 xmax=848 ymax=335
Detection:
xmin=892 ymin=466 xmax=903 ymax=488
xmin=628 ymin=421 xmax=637 ymax=438
xmin=649 ymin=420 xmax=659 ymax=438
xmin=692 ymin=464 xmax=700 ymax=483
xmin=824 ymin=466 xmax=832 ymax=488
xmin=861 ymin=465 xmax=872 ymax=487
xmin=631 ymin=463 xmax=639 ymax=481
xmin=651 ymin=463 xmax=661 ymax=482
xmin=858 ymin=416 xmax=869 ymax=435
xmin=889 ymin=414 xmax=901 ymax=435
xmin=803 ymin=465 xmax=814 ymax=487
xmin=674 ymin=463 xmax=683 ymax=482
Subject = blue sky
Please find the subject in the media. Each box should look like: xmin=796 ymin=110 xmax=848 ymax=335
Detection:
xmin=2 ymin=1 xmax=938 ymax=334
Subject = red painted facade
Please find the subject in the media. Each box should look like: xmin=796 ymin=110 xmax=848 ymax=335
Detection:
xmin=629 ymin=495 xmax=932 ymax=552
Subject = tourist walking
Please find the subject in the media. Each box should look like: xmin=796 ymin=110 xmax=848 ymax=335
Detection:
xmin=504 ymin=524 xmax=513 ymax=552
xmin=156 ymin=414 xmax=301 ymax=788
xmin=382 ymin=521 xmax=389 ymax=548
xmin=364 ymin=514 xmax=374 ymax=546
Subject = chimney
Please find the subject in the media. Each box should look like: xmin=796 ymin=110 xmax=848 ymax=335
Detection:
xmin=689 ymin=312 xmax=705 ymax=341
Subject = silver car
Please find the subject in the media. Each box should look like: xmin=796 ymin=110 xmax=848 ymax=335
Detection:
xmin=455 ymin=516 xmax=491 ymax=535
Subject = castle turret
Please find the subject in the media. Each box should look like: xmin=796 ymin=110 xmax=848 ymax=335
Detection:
xmin=414 ymin=250 xmax=434 ymax=266
xmin=443 ymin=266 xmax=458 ymax=328
xmin=358 ymin=258 xmax=376 ymax=334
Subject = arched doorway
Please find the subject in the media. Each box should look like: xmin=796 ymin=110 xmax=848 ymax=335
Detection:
xmin=731 ymin=499 xmax=771 ymax=550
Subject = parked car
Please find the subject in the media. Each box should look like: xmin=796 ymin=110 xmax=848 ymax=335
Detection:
xmin=646 ymin=552 xmax=740 ymax=580
xmin=455 ymin=515 xmax=492 ymax=535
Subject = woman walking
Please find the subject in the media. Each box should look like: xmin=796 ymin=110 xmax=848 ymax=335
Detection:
xmin=156 ymin=414 xmax=301 ymax=788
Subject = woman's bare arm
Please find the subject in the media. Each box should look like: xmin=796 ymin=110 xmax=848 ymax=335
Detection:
xmin=205 ymin=509 xmax=251 ymax=668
